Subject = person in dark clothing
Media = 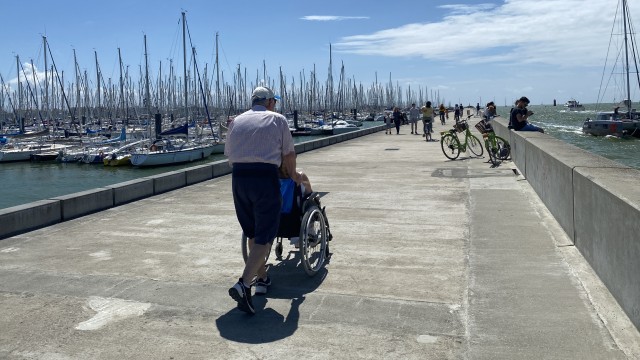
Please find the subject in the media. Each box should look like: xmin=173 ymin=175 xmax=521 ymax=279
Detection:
xmin=509 ymin=96 xmax=544 ymax=133
xmin=392 ymin=107 xmax=403 ymax=134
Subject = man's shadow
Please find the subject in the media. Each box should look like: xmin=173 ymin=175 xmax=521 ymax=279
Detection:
xmin=215 ymin=246 xmax=329 ymax=343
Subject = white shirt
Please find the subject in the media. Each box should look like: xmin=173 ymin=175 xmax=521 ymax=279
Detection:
xmin=409 ymin=107 xmax=421 ymax=120
xmin=224 ymin=105 xmax=295 ymax=166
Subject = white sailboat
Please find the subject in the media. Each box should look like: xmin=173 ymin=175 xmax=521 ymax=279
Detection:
xmin=130 ymin=12 xmax=218 ymax=167
xmin=130 ymin=138 xmax=216 ymax=167
xmin=583 ymin=0 xmax=640 ymax=137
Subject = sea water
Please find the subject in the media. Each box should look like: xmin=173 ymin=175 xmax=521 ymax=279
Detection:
xmin=499 ymin=103 xmax=639 ymax=169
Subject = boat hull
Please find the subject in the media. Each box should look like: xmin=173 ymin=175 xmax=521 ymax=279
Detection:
xmin=582 ymin=119 xmax=640 ymax=137
xmin=131 ymin=144 xmax=216 ymax=167
xmin=104 ymin=155 xmax=132 ymax=166
xmin=0 ymin=149 xmax=35 ymax=162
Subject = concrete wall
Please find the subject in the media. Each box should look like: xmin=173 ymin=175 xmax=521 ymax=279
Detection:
xmin=107 ymin=178 xmax=155 ymax=206
xmin=493 ymin=117 xmax=640 ymax=330
xmin=0 ymin=123 xmax=386 ymax=241
xmin=52 ymin=188 xmax=114 ymax=221
xmin=0 ymin=200 xmax=61 ymax=239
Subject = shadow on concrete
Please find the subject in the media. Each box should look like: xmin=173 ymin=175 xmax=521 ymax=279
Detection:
xmin=215 ymin=250 xmax=328 ymax=344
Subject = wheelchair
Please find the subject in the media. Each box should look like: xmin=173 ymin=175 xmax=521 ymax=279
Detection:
xmin=241 ymin=179 xmax=332 ymax=276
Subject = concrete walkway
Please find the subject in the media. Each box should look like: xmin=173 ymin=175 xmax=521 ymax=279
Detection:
xmin=1 ymin=120 xmax=639 ymax=359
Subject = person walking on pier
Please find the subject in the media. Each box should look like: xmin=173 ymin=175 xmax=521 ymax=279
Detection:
xmin=224 ymin=86 xmax=301 ymax=314
xmin=408 ymin=103 xmax=421 ymax=135
xmin=392 ymin=106 xmax=403 ymax=135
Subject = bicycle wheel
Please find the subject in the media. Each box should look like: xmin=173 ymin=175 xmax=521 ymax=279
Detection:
xmin=494 ymin=136 xmax=511 ymax=160
xmin=440 ymin=133 xmax=461 ymax=160
xmin=300 ymin=205 xmax=328 ymax=276
xmin=484 ymin=136 xmax=500 ymax=166
xmin=467 ymin=134 xmax=484 ymax=157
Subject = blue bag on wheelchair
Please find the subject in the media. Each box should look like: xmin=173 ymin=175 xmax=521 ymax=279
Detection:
xmin=278 ymin=178 xmax=303 ymax=238
xmin=280 ymin=178 xmax=296 ymax=214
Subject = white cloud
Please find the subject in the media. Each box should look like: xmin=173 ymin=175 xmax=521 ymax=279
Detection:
xmin=301 ymin=15 xmax=369 ymax=21
xmin=334 ymin=0 xmax=623 ymax=68
xmin=4 ymin=62 xmax=56 ymax=91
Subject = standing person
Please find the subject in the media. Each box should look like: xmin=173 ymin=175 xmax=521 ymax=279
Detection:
xmin=454 ymin=104 xmax=461 ymax=123
xmin=439 ymin=104 xmax=446 ymax=125
xmin=408 ymin=103 xmax=421 ymax=135
xmin=224 ymin=86 xmax=301 ymax=314
xmin=509 ymin=96 xmax=544 ymax=133
xmin=384 ymin=113 xmax=393 ymax=134
xmin=476 ymin=103 xmax=481 ymax=116
xmin=392 ymin=106 xmax=403 ymax=134
xmin=421 ymin=101 xmax=435 ymax=141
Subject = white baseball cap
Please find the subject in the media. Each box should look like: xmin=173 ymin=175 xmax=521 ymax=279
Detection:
xmin=251 ymin=86 xmax=281 ymax=101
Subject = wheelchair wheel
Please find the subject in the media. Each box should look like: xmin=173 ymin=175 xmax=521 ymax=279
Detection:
xmin=300 ymin=205 xmax=328 ymax=276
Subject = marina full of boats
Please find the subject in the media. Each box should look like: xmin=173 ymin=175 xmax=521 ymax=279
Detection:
xmin=0 ymin=120 xmax=225 ymax=167
xmin=0 ymin=109 xmax=387 ymax=168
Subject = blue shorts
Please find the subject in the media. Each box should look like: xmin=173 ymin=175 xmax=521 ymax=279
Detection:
xmin=518 ymin=123 xmax=543 ymax=132
xmin=231 ymin=163 xmax=281 ymax=245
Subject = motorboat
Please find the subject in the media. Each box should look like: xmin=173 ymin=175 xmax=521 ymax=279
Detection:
xmin=564 ymin=99 xmax=585 ymax=111
xmin=321 ymin=120 xmax=359 ymax=135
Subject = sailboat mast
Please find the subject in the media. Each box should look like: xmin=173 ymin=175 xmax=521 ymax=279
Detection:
xmin=182 ymin=12 xmax=188 ymax=123
xmin=16 ymin=55 xmax=22 ymax=128
xmin=215 ymin=32 xmax=220 ymax=111
xmin=622 ymin=0 xmax=632 ymax=113
xmin=95 ymin=51 xmax=101 ymax=123
xmin=144 ymin=34 xmax=151 ymax=116
xmin=73 ymin=49 xmax=81 ymax=129
xmin=118 ymin=48 xmax=125 ymax=122
xmin=43 ymin=36 xmax=50 ymax=122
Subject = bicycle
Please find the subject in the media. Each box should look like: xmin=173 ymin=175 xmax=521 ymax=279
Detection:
xmin=440 ymin=118 xmax=484 ymax=160
xmin=474 ymin=119 xmax=511 ymax=167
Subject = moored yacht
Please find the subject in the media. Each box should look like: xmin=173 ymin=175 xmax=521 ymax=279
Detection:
xmin=582 ymin=109 xmax=640 ymax=137
xmin=582 ymin=0 xmax=640 ymax=138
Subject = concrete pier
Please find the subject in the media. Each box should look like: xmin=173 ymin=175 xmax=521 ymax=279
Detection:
xmin=1 ymin=121 xmax=639 ymax=359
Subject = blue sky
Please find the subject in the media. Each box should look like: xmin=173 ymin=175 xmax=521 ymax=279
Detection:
xmin=1 ymin=0 xmax=638 ymax=107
